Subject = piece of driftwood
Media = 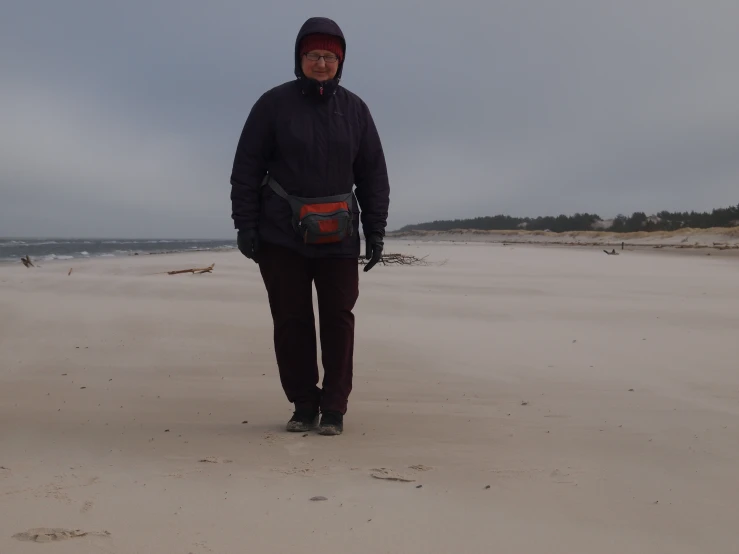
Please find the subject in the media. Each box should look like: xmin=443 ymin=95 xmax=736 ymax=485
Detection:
xmin=603 ymin=249 xmax=619 ymax=255
xmin=68 ymin=268 xmax=73 ymax=276
xmin=21 ymin=255 xmax=34 ymax=268
xmin=167 ymin=263 xmax=215 ymax=275
xmin=370 ymin=468 xmax=416 ymax=482
xmin=358 ymin=253 xmax=431 ymax=267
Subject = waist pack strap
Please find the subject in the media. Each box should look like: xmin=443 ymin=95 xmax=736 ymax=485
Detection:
xmin=261 ymin=174 xmax=354 ymax=206
xmin=260 ymin=174 xmax=290 ymax=200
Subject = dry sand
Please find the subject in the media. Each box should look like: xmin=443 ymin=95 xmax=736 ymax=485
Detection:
xmin=1 ymin=241 xmax=738 ymax=553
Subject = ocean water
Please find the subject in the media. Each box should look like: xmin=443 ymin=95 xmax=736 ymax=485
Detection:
xmin=0 ymin=238 xmax=237 ymax=264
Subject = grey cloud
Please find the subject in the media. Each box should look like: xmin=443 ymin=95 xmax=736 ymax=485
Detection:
xmin=1 ymin=1 xmax=738 ymax=238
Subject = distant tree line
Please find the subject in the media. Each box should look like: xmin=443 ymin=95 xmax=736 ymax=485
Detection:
xmin=397 ymin=203 xmax=739 ymax=233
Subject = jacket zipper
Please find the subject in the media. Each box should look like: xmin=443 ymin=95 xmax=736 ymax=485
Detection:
xmin=326 ymin=95 xmax=331 ymax=185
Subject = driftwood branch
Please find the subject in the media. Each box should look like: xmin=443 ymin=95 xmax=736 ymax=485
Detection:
xmin=603 ymin=249 xmax=619 ymax=256
xmin=161 ymin=253 xmax=434 ymax=276
xmin=167 ymin=263 xmax=215 ymax=275
xmin=358 ymin=253 xmax=433 ymax=267
xmin=21 ymin=255 xmax=35 ymax=268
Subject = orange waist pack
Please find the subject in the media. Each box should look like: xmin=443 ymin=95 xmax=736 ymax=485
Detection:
xmin=261 ymin=174 xmax=354 ymax=244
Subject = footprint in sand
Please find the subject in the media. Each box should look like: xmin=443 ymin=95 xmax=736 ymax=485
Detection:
xmin=13 ymin=528 xmax=110 ymax=543
xmin=262 ymin=431 xmax=283 ymax=445
xmin=272 ymin=463 xmax=327 ymax=477
xmin=550 ymin=468 xmax=579 ymax=485
xmin=284 ymin=441 xmax=309 ymax=456
xmin=192 ymin=540 xmax=215 ymax=553
xmin=198 ymin=457 xmax=233 ymax=464
xmin=81 ymin=501 xmax=94 ymax=513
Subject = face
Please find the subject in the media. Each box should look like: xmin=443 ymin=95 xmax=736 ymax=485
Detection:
xmin=301 ymin=49 xmax=340 ymax=81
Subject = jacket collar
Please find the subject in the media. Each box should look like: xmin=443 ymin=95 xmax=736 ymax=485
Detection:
xmin=300 ymin=77 xmax=339 ymax=100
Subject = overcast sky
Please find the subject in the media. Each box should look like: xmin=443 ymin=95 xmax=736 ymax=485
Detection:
xmin=2 ymin=1 xmax=738 ymax=238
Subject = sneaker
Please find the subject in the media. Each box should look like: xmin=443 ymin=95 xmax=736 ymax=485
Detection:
xmin=286 ymin=409 xmax=318 ymax=432
xmin=318 ymin=411 xmax=343 ymax=436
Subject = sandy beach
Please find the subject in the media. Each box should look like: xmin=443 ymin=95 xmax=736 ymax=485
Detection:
xmin=1 ymin=240 xmax=738 ymax=553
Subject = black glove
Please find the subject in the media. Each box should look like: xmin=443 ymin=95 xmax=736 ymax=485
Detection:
xmin=237 ymin=229 xmax=260 ymax=263
xmin=363 ymin=233 xmax=384 ymax=272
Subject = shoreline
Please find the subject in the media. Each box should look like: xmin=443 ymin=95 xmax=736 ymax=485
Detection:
xmin=5 ymin=227 xmax=739 ymax=267
xmin=4 ymin=239 xmax=738 ymax=272
xmin=0 ymin=237 xmax=237 ymax=266
xmin=0 ymin=246 xmax=237 ymax=267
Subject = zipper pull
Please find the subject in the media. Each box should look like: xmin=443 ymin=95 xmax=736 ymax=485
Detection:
xmin=319 ymin=85 xmax=324 ymax=96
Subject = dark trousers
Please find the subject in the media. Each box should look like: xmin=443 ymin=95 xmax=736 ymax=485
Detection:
xmin=258 ymin=241 xmax=359 ymax=415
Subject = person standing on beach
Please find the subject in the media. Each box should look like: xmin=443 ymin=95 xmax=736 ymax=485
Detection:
xmin=229 ymin=17 xmax=390 ymax=435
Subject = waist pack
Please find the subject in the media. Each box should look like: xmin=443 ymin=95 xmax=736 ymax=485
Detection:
xmin=261 ymin=174 xmax=354 ymax=245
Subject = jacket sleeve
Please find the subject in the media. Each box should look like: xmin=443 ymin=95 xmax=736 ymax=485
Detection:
xmin=353 ymin=102 xmax=390 ymax=238
xmin=230 ymin=92 xmax=275 ymax=231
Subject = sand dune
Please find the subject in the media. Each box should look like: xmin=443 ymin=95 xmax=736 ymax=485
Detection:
xmin=391 ymin=227 xmax=739 ymax=251
xmin=1 ymin=242 xmax=738 ymax=553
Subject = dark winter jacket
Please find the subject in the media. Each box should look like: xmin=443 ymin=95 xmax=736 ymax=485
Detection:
xmin=230 ymin=17 xmax=390 ymax=258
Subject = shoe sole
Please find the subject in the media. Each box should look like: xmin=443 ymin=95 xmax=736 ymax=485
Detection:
xmin=286 ymin=424 xmax=312 ymax=432
xmin=317 ymin=425 xmax=342 ymax=436
xmin=286 ymin=417 xmax=318 ymax=433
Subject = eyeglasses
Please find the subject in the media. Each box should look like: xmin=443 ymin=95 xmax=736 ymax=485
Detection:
xmin=304 ymin=52 xmax=339 ymax=64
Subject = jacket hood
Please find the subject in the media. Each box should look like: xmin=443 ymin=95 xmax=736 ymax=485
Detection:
xmin=294 ymin=17 xmax=346 ymax=82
